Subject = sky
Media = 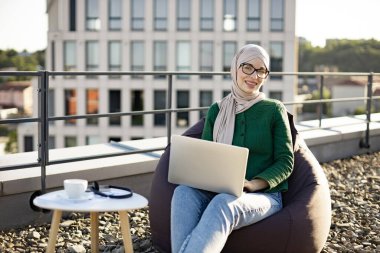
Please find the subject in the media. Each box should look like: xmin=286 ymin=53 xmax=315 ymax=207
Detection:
xmin=0 ymin=0 xmax=379 ymax=52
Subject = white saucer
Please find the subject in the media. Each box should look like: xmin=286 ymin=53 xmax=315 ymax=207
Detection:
xmin=57 ymin=192 xmax=94 ymax=201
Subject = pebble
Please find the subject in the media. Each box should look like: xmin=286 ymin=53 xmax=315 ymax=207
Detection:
xmin=0 ymin=151 xmax=379 ymax=252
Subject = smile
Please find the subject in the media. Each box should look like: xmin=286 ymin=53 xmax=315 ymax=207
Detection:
xmin=245 ymin=80 xmax=257 ymax=88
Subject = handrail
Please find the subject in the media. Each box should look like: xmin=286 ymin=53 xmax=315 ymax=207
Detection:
xmin=0 ymin=70 xmax=379 ymax=194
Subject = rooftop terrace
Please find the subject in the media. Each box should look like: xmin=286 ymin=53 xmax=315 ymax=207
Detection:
xmin=0 ymin=151 xmax=379 ymax=252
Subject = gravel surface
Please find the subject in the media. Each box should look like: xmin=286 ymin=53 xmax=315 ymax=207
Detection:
xmin=0 ymin=151 xmax=379 ymax=253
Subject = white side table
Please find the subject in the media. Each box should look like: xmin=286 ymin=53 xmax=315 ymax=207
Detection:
xmin=33 ymin=189 xmax=148 ymax=253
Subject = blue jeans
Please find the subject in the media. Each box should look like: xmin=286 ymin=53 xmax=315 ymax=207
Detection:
xmin=170 ymin=185 xmax=283 ymax=253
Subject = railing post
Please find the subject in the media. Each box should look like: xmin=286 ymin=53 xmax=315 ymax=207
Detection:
xmin=166 ymin=74 xmax=173 ymax=145
xmin=318 ymin=75 xmax=324 ymax=128
xmin=360 ymin=72 xmax=373 ymax=148
xmin=37 ymin=71 xmax=49 ymax=193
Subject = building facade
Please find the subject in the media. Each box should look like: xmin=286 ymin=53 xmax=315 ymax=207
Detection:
xmin=18 ymin=0 xmax=297 ymax=151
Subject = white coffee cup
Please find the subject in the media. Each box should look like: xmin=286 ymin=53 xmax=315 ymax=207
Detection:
xmin=63 ymin=179 xmax=88 ymax=199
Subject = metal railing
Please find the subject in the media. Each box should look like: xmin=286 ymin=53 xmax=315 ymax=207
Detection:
xmin=0 ymin=70 xmax=379 ymax=194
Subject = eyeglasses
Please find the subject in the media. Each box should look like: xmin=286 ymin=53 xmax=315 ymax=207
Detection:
xmin=240 ymin=63 xmax=269 ymax=79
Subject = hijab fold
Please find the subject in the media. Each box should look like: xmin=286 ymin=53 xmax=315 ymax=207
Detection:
xmin=213 ymin=45 xmax=270 ymax=144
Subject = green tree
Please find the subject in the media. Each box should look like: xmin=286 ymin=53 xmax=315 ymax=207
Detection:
xmin=298 ymin=38 xmax=380 ymax=72
xmin=5 ymin=130 xmax=17 ymax=154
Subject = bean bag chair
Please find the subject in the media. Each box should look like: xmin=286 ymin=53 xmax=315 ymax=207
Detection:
xmin=149 ymin=114 xmax=331 ymax=253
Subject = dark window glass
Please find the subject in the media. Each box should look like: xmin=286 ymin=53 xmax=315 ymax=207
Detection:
xmin=176 ymin=90 xmax=189 ymax=127
xmin=109 ymin=90 xmax=121 ymax=125
xmin=154 ymin=90 xmax=167 ymax=126
xmin=69 ymin=0 xmax=76 ymax=31
xmin=131 ymin=90 xmax=144 ymax=126
xmin=24 ymin=136 xmax=34 ymax=152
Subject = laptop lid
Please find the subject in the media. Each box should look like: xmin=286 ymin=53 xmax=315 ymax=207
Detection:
xmin=168 ymin=135 xmax=249 ymax=197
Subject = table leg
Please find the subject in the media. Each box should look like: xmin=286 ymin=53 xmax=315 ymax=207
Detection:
xmin=46 ymin=209 xmax=62 ymax=253
xmin=119 ymin=211 xmax=134 ymax=253
xmin=90 ymin=212 xmax=99 ymax=253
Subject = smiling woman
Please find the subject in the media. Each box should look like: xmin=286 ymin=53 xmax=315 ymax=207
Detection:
xmin=0 ymin=0 xmax=47 ymax=51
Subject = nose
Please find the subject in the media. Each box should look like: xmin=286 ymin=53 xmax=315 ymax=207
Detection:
xmin=248 ymin=70 xmax=259 ymax=78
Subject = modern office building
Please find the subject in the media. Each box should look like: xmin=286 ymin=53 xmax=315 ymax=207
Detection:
xmin=18 ymin=0 xmax=297 ymax=151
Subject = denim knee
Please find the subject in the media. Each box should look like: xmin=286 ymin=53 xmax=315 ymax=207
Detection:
xmin=208 ymin=193 xmax=237 ymax=219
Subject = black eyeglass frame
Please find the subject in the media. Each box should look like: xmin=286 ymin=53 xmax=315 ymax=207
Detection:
xmin=239 ymin=63 xmax=270 ymax=79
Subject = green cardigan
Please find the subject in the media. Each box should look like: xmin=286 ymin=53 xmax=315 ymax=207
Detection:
xmin=201 ymin=99 xmax=294 ymax=193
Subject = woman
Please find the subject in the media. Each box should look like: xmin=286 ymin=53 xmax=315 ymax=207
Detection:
xmin=171 ymin=44 xmax=294 ymax=253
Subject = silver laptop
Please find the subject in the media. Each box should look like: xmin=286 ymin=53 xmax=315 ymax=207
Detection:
xmin=168 ymin=135 xmax=249 ymax=197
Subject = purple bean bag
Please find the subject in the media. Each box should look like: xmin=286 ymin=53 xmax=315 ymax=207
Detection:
xmin=149 ymin=114 xmax=331 ymax=253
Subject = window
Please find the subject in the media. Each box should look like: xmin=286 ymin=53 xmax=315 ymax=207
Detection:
xmin=64 ymin=41 xmax=76 ymax=73
xmin=109 ymin=0 xmax=122 ymax=30
xmin=223 ymin=0 xmax=237 ymax=31
xmin=64 ymin=89 xmax=77 ymax=125
xmin=131 ymin=41 xmax=144 ymax=79
xmin=154 ymin=41 xmax=167 ymax=79
xmin=131 ymin=0 xmax=144 ymax=30
xmin=51 ymin=41 xmax=55 ymax=73
xmin=223 ymin=90 xmax=230 ymax=98
xmin=269 ymin=91 xmax=283 ymax=101
xmin=86 ymin=89 xmax=99 ymax=125
xmin=176 ymin=41 xmax=191 ymax=79
xmin=109 ymin=90 xmax=121 ymax=125
xmin=48 ymin=136 xmax=55 ymax=149
xmin=86 ymin=0 xmax=100 ymax=31
xmin=131 ymin=90 xmax=144 ymax=126
xmin=223 ymin=42 xmax=236 ymax=79
xmin=69 ymin=0 xmax=76 ymax=31
xmin=200 ymin=0 xmax=214 ymax=31
xmin=199 ymin=41 xmax=213 ymax=79
xmin=270 ymin=42 xmax=284 ymax=80
xmin=154 ymin=0 xmax=167 ymax=31
xmin=177 ymin=0 xmax=190 ymax=31
xmin=177 ymin=90 xmax=189 ymax=127
xmin=109 ymin=137 xmax=121 ymax=142
xmin=247 ymin=0 xmax=260 ymax=31
xmin=65 ymin=136 xmax=77 ymax=147
xmin=86 ymin=136 xmax=100 ymax=145
xmin=48 ymin=89 xmax=55 ymax=125
xmin=108 ymin=41 xmax=121 ymax=78
xmin=270 ymin=0 xmax=284 ymax=31
xmin=24 ymin=136 xmax=34 ymax=152
xmin=154 ymin=90 xmax=167 ymax=126
xmin=246 ymin=40 xmax=260 ymax=45
xmin=199 ymin=90 xmax=213 ymax=119
xmin=86 ymin=41 xmax=99 ymax=76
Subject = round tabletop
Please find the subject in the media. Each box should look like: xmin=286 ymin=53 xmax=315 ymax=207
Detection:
xmin=33 ymin=189 xmax=148 ymax=212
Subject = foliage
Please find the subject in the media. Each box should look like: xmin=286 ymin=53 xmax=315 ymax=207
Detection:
xmin=0 ymin=49 xmax=45 ymax=82
xmin=303 ymin=88 xmax=332 ymax=116
xmin=298 ymin=38 xmax=380 ymax=72
xmin=5 ymin=130 xmax=17 ymax=154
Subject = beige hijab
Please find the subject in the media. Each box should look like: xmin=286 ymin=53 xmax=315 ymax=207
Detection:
xmin=213 ymin=44 xmax=270 ymax=144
